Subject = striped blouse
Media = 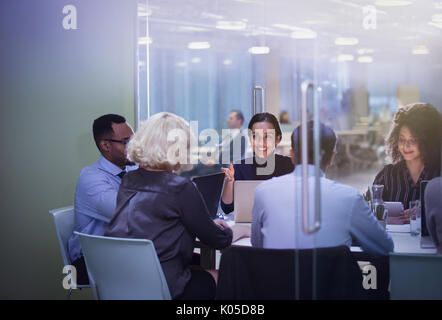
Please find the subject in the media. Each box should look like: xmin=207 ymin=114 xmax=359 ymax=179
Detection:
xmin=373 ymin=160 xmax=438 ymax=209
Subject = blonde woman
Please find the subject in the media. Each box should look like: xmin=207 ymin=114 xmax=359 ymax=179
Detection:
xmin=105 ymin=112 xmax=249 ymax=300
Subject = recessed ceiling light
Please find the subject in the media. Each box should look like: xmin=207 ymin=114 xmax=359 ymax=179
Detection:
xmin=428 ymin=21 xmax=442 ymax=29
xmin=272 ymin=24 xmax=294 ymax=30
xmin=201 ymin=12 xmax=224 ymax=20
xmin=412 ymin=45 xmax=429 ymax=55
xmin=188 ymin=42 xmax=211 ymax=50
xmin=216 ymin=21 xmax=247 ymax=30
xmin=335 ymin=37 xmax=359 ymax=45
xmin=223 ymin=59 xmax=233 ymax=65
xmin=177 ymin=26 xmax=210 ymax=32
xmin=176 ymin=62 xmax=187 ymax=67
xmin=374 ymin=0 xmax=412 ymax=6
xmin=337 ymin=54 xmax=354 ymax=61
xmin=248 ymin=46 xmax=270 ymax=54
xmin=138 ymin=37 xmax=152 ymax=45
xmin=358 ymin=56 xmax=373 ymax=63
xmin=291 ymin=28 xmax=317 ymax=39
xmin=357 ymin=48 xmax=374 ymax=55
xmin=191 ymin=57 xmax=201 ymax=64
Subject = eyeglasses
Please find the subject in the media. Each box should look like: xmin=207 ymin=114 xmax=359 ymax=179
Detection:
xmin=398 ymin=138 xmax=418 ymax=147
xmin=104 ymin=139 xmax=130 ymax=146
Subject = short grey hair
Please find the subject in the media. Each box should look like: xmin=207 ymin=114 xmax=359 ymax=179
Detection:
xmin=127 ymin=112 xmax=195 ymax=171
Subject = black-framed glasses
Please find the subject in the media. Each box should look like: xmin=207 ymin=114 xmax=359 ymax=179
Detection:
xmin=104 ymin=139 xmax=130 ymax=146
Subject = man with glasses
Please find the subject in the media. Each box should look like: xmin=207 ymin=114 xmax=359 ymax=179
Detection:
xmin=68 ymin=114 xmax=136 ymax=285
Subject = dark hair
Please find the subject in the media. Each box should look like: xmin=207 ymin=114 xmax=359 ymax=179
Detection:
xmin=230 ymin=110 xmax=244 ymax=124
xmin=291 ymin=121 xmax=337 ymax=169
xmin=93 ymin=114 xmax=126 ymax=150
xmin=279 ymin=111 xmax=290 ymax=124
xmin=248 ymin=112 xmax=282 ymax=140
xmin=386 ymin=103 xmax=442 ymax=172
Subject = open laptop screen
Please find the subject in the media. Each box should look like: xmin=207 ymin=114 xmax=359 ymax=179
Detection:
xmin=192 ymin=172 xmax=225 ymax=219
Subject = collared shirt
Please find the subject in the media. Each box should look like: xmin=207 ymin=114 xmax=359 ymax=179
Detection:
xmin=373 ymin=160 xmax=438 ymax=209
xmin=251 ymin=165 xmax=394 ymax=258
xmin=68 ymin=156 xmax=137 ymax=262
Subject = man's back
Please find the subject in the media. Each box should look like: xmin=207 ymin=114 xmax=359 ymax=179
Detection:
xmin=425 ymin=176 xmax=442 ymax=253
xmin=251 ymin=165 xmax=393 ymax=258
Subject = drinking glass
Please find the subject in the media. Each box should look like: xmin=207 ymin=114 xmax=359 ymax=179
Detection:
xmin=409 ymin=200 xmax=421 ymax=236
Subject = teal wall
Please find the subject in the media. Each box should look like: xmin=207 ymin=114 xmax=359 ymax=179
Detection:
xmin=0 ymin=0 xmax=136 ymax=299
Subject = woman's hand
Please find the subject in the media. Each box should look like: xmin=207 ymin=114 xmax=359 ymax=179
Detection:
xmin=213 ymin=219 xmax=230 ymax=229
xmin=221 ymin=164 xmax=235 ymax=183
xmin=399 ymin=209 xmax=411 ymax=224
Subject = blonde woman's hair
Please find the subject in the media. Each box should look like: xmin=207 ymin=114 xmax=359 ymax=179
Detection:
xmin=127 ymin=112 xmax=195 ymax=171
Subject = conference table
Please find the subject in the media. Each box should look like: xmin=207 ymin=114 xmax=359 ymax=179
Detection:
xmin=195 ymin=218 xmax=437 ymax=270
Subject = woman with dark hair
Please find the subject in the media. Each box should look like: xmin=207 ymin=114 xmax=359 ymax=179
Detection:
xmin=373 ymin=103 xmax=442 ymax=221
xmin=220 ymin=112 xmax=294 ymax=214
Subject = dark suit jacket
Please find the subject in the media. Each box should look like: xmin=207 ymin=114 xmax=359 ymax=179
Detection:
xmin=105 ymin=168 xmax=233 ymax=299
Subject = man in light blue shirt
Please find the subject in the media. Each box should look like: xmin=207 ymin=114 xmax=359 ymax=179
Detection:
xmin=68 ymin=114 xmax=136 ymax=284
xmin=251 ymin=121 xmax=393 ymax=258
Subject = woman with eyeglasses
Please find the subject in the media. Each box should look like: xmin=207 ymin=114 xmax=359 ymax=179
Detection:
xmin=373 ymin=103 xmax=442 ymax=222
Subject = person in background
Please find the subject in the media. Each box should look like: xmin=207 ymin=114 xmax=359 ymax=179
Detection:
xmin=425 ymin=177 xmax=442 ymax=254
xmin=68 ymin=114 xmax=136 ymax=285
xmin=220 ymin=112 xmax=294 ymax=214
xmin=251 ymin=121 xmax=394 ymax=258
xmin=279 ymin=110 xmax=291 ymax=124
xmin=373 ymin=103 xmax=442 ymax=223
xmin=105 ymin=112 xmax=249 ymax=300
xmin=219 ymin=109 xmax=247 ymax=164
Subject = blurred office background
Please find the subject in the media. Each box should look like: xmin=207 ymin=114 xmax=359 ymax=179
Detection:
xmin=0 ymin=0 xmax=441 ymax=298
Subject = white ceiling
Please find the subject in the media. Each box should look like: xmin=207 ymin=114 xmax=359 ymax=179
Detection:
xmin=144 ymin=0 xmax=442 ymax=64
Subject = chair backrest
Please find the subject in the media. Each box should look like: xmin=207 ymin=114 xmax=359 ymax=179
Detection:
xmin=216 ymin=245 xmax=364 ymax=300
xmin=390 ymin=252 xmax=442 ymax=300
xmin=76 ymin=232 xmax=171 ymax=300
xmin=49 ymin=206 xmax=75 ymax=266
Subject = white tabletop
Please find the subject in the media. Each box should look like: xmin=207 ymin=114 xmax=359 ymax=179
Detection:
xmin=227 ymin=220 xmax=437 ymax=255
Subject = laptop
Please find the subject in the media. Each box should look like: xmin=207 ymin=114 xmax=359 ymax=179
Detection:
xmin=420 ymin=180 xmax=436 ymax=248
xmin=192 ymin=172 xmax=225 ymax=219
xmin=233 ymin=180 xmax=263 ymax=223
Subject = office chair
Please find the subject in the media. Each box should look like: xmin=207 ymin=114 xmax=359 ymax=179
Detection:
xmin=49 ymin=206 xmax=90 ymax=299
xmin=216 ymin=245 xmax=365 ymax=300
xmin=76 ymin=232 xmax=171 ymax=300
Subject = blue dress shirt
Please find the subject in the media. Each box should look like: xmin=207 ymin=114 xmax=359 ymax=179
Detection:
xmin=68 ymin=156 xmax=136 ymax=262
xmin=251 ymin=165 xmax=394 ymax=258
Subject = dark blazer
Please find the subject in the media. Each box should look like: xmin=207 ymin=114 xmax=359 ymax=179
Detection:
xmin=221 ymin=153 xmax=294 ymax=213
xmin=105 ymin=168 xmax=233 ymax=299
